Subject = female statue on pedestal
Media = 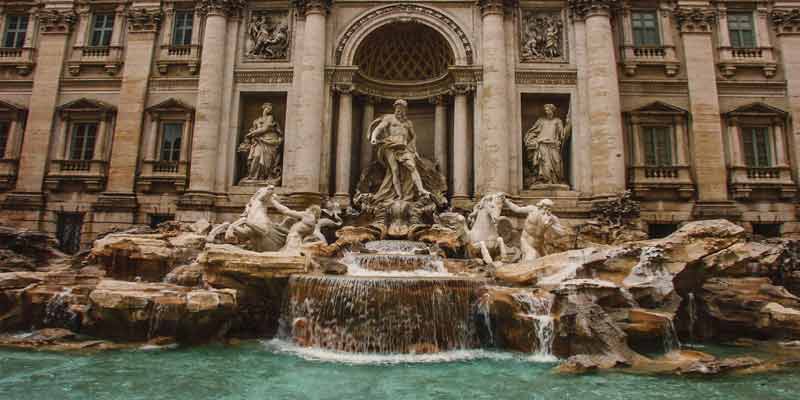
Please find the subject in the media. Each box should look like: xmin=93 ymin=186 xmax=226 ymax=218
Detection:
xmin=524 ymin=104 xmax=571 ymax=186
xmin=239 ymin=102 xmax=283 ymax=185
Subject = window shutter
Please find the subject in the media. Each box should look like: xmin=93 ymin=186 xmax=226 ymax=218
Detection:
xmin=742 ymin=128 xmax=755 ymax=166
xmin=655 ymin=127 xmax=672 ymax=166
xmin=0 ymin=121 xmax=9 ymax=158
xmin=642 ymin=127 xmax=656 ymax=165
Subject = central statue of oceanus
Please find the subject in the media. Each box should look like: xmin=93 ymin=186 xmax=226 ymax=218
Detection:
xmin=354 ymin=99 xmax=447 ymax=237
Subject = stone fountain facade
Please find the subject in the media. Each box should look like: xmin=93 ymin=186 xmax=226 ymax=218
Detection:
xmin=1 ymin=0 xmax=800 ymax=253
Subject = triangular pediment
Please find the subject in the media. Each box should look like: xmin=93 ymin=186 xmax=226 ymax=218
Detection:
xmin=0 ymin=100 xmax=26 ymax=114
xmin=726 ymin=102 xmax=787 ymax=117
xmin=146 ymin=98 xmax=194 ymax=113
xmin=631 ymin=101 xmax=687 ymax=115
xmin=57 ymin=98 xmax=116 ymax=113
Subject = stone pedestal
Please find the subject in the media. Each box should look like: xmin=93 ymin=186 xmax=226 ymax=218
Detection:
xmin=476 ymin=0 xmax=510 ymax=195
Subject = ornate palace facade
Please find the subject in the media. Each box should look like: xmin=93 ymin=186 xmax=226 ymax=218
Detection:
xmin=1 ymin=0 xmax=799 ymax=251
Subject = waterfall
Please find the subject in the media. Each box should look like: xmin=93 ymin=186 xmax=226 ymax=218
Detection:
xmin=364 ymin=240 xmax=429 ymax=254
xmin=341 ymin=252 xmax=446 ymax=274
xmin=282 ymin=275 xmax=484 ymax=353
xmin=663 ymin=317 xmax=681 ymax=353
xmin=687 ymin=292 xmax=697 ymax=342
xmin=43 ymin=288 xmax=78 ymax=330
xmin=147 ymin=302 xmax=174 ymax=340
xmin=475 ymin=293 xmax=495 ymax=347
xmin=511 ymin=291 xmax=556 ymax=359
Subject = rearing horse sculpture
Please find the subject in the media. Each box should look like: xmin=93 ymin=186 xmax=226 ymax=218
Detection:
xmin=437 ymin=193 xmax=515 ymax=265
xmin=223 ymin=185 xmax=288 ymax=251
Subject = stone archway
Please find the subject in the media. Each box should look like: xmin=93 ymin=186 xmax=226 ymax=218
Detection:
xmin=334 ymin=4 xmax=474 ymax=67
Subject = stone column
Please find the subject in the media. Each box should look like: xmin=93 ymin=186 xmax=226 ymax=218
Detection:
xmin=674 ymin=116 xmax=688 ymax=165
xmin=8 ymin=9 xmax=75 ymax=208
xmin=772 ymin=6 xmax=800 ymax=185
xmin=430 ymin=95 xmax=448 ymax=175
xmin=285 ymin=0 xmax=330 ymax=197
xmin=570 ymin=0 xmax=626 ymax=195
xmin=110 ymin=5 xmax=125 ymax=48
xmin=773 ymin=120 xmax=788 ymax=166
xmin=360 ymin=96 xmax=376 ymax=171
xmin=333 ymin=84 xmax=354 ymax=203
xmin=674 ymin=3 xmax=736 ymax=217
xmin=476 ymin=0 xmax=510 ymax=195
xmin=97 ymin=7 xmax=161 ymax=209
xmin=183 ymin=0 xmax=240 ymax=206
xmin=23 ymin=8 xmax=37 ymax=48
xmin=452 ymin=86 xmax=472 ymax=203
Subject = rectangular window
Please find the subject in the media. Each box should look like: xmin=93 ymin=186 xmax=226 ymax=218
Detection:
xmin=149 ymin=214 xmax=174 ymax=229
xmin=632 ymin=11 xmax=660 ymax=47
xmin=69 ymin=123 xmax=98 ymax=160
xmin=742 ymin=126 xmax=772 ymax=167
xmin=90 ymin=14 xmax=114 ymax=47
xmin=160 ymin=122 xmax=183 ymax=161
xmin=728 ymin=12 xmax=756 ymax=48
xmin=0 ymin=121 xmax=9 ymax=158
xmin=172 ymin=11 xmax=194 ymax=46
xmin=3 ymin=15 xmax=28 ymax=48
xmin=642 ymin=126 xmax=672 ymax=166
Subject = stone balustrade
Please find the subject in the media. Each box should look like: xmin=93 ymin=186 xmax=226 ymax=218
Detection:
xmin=136 ymin=159 xmax=189 ymax=193
xmin=44 ymin=159 xmax=108 ymax=192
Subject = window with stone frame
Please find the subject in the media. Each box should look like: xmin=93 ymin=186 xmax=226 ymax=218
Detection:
xmin=89 ymin=13 xmax=115 ymax=47
xmin=728 ymin=12 xmax=756 ymax=49
xmin=642 ymin=125 xmax=673 ymax=166
xmin=632 ymin=11 xmax=660 ymax=47
xmin=159 ymin=121 xmax=183 ymax=162
xmin=2 ymin=14 xmax=28 ymax=48
xmin=68 ymin=122 xmax=98 ymax=161
xmin=0 ymin=120 xmax=9 ymax=158
xmin=172 ymin=10 xmax=193 ymax=46
xmin=741 ymin=126 xmax=772 ymax=167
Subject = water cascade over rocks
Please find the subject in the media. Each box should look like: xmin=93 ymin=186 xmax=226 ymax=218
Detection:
xmin=283 ymin=275 xmax=484 ymax=353
xmin=511 ymin=291 xmax=556 ymax=359
xmin=282 ymin=241 xmax=484 ymax=353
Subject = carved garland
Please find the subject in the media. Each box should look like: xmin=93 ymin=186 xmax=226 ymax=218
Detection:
xmin=672 ymin=7 xmax=717 ymax=33
xmin=334 ymin=4 xmax=474 ymax=65
xmin=772 ymin=9 xmax=800 ymax=34
xmin=126 ymin=8 xmax=162 ymax=33
xmin=38 ymin=9 xmax=77 ymax=34
xmin=568 ymin=0 xmax=620 ymax=19
xmin=197 ymin=0 xmax=247 ymax=17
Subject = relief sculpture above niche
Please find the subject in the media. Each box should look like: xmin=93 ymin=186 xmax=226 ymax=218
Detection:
xmin=519 ymin=9 xmax=565 ymax=63
xmin=245 ymin=10 xmax=290 ymax=61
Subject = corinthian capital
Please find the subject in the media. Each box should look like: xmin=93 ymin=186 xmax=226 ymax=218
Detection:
xmin=198 ymin=0 xmax=246 ymax=18
xmin=127 ymin=7 xmax=162 ymax=33
xmin=568 ymin=0 xmax=620 ymax=20
xmin=673 ymin=6 xmax=717 ymax=33
xmin=772 ymin=9 xmax=800 ymax=35
xmin=37 ymin=8 xmax=77 ymax=34
xmin=292 ymin=0 xmax=332 ymax=18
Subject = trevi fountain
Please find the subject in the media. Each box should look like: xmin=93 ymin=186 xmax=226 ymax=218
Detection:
xmin=2 ymin=1 xmax=800 ymax=399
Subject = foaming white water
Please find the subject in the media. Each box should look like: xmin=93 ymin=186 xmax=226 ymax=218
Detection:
xmin=341 ymin=251 xmax=452 ymax=277
xmin=260 ymin=339 xmax=551 ymax=365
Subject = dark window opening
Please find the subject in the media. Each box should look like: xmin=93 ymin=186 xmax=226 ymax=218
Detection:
xmin=149 ymin=214 xmax=174 ymax=229
xmin=90 ymin=13 xmax=115 ymax=47
xmin=3 ymin=15 xmax=28 ymax=48
xmin=172 ymin=11 xmax=194 ymax=46
xmin=56 ymin=212 xmax=83 ymax=254
xmin=752 ymin=223 xmax=781 ymax=239
xmin=648 ymin=223 xmax=678 ymax=239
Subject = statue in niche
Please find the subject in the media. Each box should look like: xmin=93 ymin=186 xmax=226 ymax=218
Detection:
xmin=246 ymin=12 xmax=289 ymax=60
xmin=238 ymin=102 xmax=283 ymax=185
xmin=524 ymin=103 xmax=571 ymax=187
xmin=504 ymin=198 xmax=568 ymax=261
xmin=354 ymin=99 xmax=447 ymax=236
xmin=520 ymin=11 xmax=563 ymax=61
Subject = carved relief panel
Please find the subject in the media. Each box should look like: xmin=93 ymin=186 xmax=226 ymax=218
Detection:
xmin=519 ymin=9 xmax=567 ymax=63
xmin=244 ymin=9 xmax=290 ymax=62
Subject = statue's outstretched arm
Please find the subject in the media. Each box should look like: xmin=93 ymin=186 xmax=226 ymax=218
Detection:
xmin=504 ymin=198 xmax=537 ymax=214
xmin=270 ymin=197 xmax=305 ymax=220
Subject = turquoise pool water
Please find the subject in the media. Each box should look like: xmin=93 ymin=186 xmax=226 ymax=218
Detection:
xmin=1 ymin=340 xmax=799 ymax=400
